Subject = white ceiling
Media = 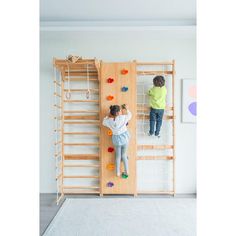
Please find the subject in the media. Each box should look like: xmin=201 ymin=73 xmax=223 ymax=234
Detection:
xmin=40 ymin=0 xmax=196 ymax=24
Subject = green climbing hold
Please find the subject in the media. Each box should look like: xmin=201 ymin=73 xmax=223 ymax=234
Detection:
xmin=122 ymin=173 xmax=129 ymax=179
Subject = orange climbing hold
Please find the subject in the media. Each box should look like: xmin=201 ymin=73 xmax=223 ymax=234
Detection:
xmin=107 ymin=130 xmax=113 ymax=136
xmin=106 ymin=163 xmax=115 ymax=171
xmin=107 ymin=95 xmax=114 ymax=101
xmin=121 ymin=69 xmax=128 ymax=75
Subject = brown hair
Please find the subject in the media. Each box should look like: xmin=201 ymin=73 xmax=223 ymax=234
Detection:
xmin=153 ymin=76 xmax=165 ymax=87
xmin=109 ymin=105 xmax=121 ymax=117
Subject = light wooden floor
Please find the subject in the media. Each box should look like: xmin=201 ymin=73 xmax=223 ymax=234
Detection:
xmin=40 ymin=193 xmax=196 ymax=235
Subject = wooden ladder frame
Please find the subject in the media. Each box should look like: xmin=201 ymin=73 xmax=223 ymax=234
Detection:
xmin=52 ymin=58 xmax=176 ymax=204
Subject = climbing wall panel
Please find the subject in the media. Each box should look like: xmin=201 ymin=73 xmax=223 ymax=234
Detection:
xmin=100 ymin=62 xmax=137 ymax=194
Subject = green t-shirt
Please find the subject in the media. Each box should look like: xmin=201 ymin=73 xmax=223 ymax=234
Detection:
xmin=148 ymin=86 xmax=167 ymax=109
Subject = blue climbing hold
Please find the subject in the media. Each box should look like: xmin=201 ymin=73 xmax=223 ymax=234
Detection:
xmin=121 ymin=86 xmax=128 ymax=92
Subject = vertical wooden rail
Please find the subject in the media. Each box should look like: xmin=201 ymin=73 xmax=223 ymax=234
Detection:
xmin=97 ymin=61 xmax=103 ymax=196
xmin=60 ymin=68 xmax=65 ymax=198
xmin=172 ymin=60 xmax=176 ymax=195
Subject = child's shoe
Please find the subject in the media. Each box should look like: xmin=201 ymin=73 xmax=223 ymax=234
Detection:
xmin=117 ymin=172 xmax=121 ymax=177
xmin=122 ymin=172 xmax=129 ymax=179
xmin=148 ymin=132 xmax=154 ymax=136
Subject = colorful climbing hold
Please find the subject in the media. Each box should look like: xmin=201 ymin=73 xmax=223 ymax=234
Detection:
xmin=121 ymin=69 xmax=128 ymax=75
xmin=121 ymin=86 xmax=128 ymax=92
xmin=106 ymin=163 xmax=115 ymax=171
xmin=107 ymin=182 xmax=114 ymax=187
xmin=122 ymin=173 xmax=128 ymax=179
xmin=107 ymin=78 xmax=114 ymax=83
xmin=107 ymin=95 xmax=114 ymax=101
xmin=108 ymin=147 xmax=114 ymax=152
xmin=108 ymin=130 xmax=113 ymax=136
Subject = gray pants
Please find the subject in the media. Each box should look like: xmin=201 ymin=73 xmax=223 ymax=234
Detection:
xmin=114 ymin=144 xmax=129 ymax=175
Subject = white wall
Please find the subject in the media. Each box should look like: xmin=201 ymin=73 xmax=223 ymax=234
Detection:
xmin=40 ymin=28 xmax=196 ymax=194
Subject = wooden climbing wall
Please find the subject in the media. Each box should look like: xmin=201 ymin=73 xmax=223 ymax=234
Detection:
xmin=100 ymin=62 xmax=137 ymax=195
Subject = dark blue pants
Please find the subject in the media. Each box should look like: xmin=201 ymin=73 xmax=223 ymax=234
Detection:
xmin=149 ymin=108 xmax=164 ymax=136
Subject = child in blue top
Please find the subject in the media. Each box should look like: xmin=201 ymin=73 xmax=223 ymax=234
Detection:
xmin=103 ymin=104 xmax=131 ymax=178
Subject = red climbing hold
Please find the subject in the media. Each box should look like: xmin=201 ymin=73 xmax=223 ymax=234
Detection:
xmin=107 ymin=95 xmax=114 ymax=101
xmin=107 ymin=78 xmax=114 ymax=83
xmin=121 ymin=69 xmax=128 ymax=75
xmin=108 ymin=147 xmax=114 ymax=152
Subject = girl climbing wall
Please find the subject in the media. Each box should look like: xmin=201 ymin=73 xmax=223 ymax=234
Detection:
xmin=102 ymin=104 xmax=132 ymax=178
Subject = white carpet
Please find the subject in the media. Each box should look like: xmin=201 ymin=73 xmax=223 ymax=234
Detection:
xmin=43 ymin=198 xmax=196 ymax=236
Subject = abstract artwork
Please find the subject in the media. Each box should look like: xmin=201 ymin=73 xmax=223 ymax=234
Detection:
xmin=182 ymin=79 xmax=197 ymax=123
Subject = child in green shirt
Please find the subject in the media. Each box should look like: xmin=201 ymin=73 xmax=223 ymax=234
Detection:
xmin=148 ymin=76 xmax=167 ymax=137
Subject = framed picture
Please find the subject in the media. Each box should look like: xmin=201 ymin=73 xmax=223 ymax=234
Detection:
xmin=182 ymin=79 xmax=197 ymax=123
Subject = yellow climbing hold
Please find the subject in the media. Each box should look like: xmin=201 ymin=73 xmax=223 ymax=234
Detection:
xmin=108 ymin=130 xmax=113 ymax=136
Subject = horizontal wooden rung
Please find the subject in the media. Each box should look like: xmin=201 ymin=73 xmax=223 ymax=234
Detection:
xmin=64 ymin=100 xmax=99 ymax=103
xmin=65 ymin=72 xmax=98 ymax=77
xmin=137 ymin=105 xmax=173 ymax=111
xmin=64 ymin=89 xmax=99 ymax=93
xmin=64 ymin=78 xmax=99 ymax=82
xmin=63 ymin=186 xmax=99 ymax=189
xmin=137 ymin=156 xmax=173 ymax=160
xmin=64 ymin=121 xmax=100 ymax=125
xmin=64 ymin=164 xmax=99 ymax=168
xmin=64 ymin=143 xmax=99 ymax=146
xmin=137 ymin=191 xmax=174 ymax=195
xmin=63 ymin=132 xmax=99 ymax=135
xmin=138 ymin=145 xmax=174 ymax=150
xmin=64 ymin=110 xmax=99 ymax=113
xmin=137 ymin=71 xmax=173 ymax=75
xmin=137 ymin=62 xmax=174 ymax=66
xmin=63 ymin=175 xmax=99 ymax=178
xmin=137 ymin=115 xmax=174 ymax=120
xmin=64 ymin=115 xmax=99 ymax=120
xmin=64 ymin=154 xmax=99 ymax=160
xmin=63 ymin=191 xmax=100 ymax=194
